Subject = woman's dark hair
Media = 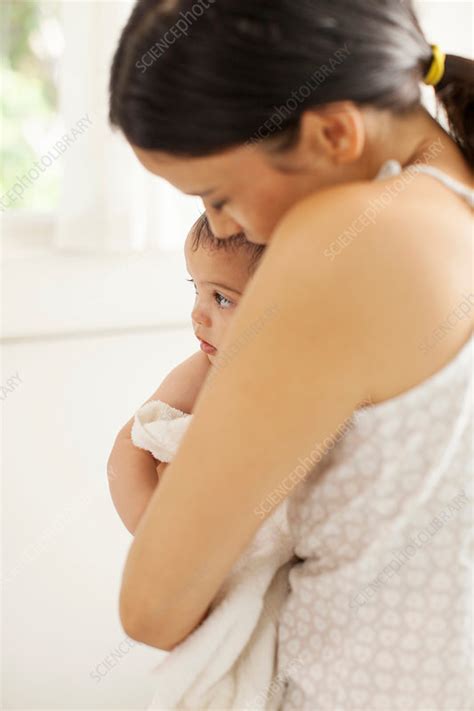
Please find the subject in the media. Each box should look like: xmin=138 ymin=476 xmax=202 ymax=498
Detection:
xmin=190 ymin=213 xmax=265 ymax=273
xmin=109 ymin=0 xmax=473 ymax=166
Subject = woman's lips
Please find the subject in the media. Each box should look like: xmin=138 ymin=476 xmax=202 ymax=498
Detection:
xmin=199 ymin=338 xmax=217 ymax=355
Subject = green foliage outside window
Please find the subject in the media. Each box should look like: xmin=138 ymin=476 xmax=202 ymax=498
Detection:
xmin=1 ymin=0 xmax=62 ymax=211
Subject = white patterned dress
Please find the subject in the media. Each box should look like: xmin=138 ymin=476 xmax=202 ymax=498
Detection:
xmin=277 ymin=164 xmax=473 ymax=711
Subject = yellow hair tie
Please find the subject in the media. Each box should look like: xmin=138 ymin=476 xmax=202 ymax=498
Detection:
xmin=424 ymin=44 xmax=446 ymax=86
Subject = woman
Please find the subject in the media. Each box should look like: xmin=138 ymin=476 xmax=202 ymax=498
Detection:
xmin=108 ymin=1 xmax=473 ymax=708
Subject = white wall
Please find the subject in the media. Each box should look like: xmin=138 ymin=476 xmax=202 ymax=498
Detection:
xmin=416 ymin=1 xmax=473 ymax=58
xmin=3 ymin=327 xmax=196 ymax=708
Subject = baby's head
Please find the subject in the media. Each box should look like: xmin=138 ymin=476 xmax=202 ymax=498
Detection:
xmin=185 ymin=213 xmax=265 ymax=364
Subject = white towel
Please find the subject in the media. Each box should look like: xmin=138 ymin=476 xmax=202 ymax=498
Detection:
xmin=131 ymin=400 xmax=192 ymax=463
xmin=130 ymin=399 xmax=297 ymax=711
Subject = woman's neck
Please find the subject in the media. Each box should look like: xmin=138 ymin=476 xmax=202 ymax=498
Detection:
xmin=362 ymin=105 xmax=456 ymax=179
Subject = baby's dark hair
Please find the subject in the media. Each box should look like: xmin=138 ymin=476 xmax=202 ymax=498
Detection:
xmin=190 ymin=213 xmax=265 ymax=274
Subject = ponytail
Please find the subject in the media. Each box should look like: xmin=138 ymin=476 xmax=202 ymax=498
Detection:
xmin=435 ymin=54 xmax=474 ymax=168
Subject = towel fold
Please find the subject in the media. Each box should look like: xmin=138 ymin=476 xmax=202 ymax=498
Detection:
xmin=131 ymin=399 xmax=192 ymax=462
xmin=130 ymin=399 xmax=296 ymax=710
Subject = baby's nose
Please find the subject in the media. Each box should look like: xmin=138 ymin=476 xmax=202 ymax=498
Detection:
xmin=192 ymin=303 xmax=211 ymax=327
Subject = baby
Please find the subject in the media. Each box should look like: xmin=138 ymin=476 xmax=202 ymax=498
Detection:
xmin=107 ymin=213 xmax=265 ymax=534
xmin=184 ymin=212 xmax=265 ymax=363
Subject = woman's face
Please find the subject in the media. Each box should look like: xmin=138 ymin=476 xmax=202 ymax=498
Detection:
xmin=130 ymin=104 xmax=369 ymax=244
xmin=131 ymin=141 xmax=326 ymax=245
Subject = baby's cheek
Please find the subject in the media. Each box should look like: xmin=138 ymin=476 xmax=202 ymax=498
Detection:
xmin=212 ymin=320 xmax=228 ymax=349
xmin=213 ymin=308 xmax=238 ymax=356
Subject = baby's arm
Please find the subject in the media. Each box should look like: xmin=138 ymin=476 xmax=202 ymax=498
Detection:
xmin=107 ymin=350 xmax=211 ymax=535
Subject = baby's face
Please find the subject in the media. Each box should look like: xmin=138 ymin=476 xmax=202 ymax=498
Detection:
xmin=185 ymin=232 xmax=254 ymax=364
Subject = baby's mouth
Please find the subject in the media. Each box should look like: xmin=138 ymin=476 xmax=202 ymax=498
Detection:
xmin=198 ymin=337 xmax=217 ymax=356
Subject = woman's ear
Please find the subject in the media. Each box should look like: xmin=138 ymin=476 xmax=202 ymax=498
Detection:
xmin=296 ymin=102 xmax=366 ymax=166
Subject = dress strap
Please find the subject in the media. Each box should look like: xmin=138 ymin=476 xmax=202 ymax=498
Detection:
xmin=376 ymin=159 xmax=474 ymax=208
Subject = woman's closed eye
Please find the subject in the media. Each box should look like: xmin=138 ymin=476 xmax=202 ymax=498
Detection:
xmin=210 ymin=199 xmax=228 ymax=213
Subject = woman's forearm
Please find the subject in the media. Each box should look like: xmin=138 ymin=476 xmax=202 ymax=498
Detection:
xmin=107 ymin=433 xmax=159 ymax=535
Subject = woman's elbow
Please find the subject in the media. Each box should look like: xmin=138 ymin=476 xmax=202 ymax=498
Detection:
xmin=119 ymin=588 xmax=142 ymax=639
xmin=121 ymin=615 xmax=177 ymax=652
xmin=119 ymin=589 xmax=174 ymax=650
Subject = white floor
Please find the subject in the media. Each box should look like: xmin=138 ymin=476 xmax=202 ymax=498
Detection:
xmin=2 ymin=325 xmax=196 ymax=709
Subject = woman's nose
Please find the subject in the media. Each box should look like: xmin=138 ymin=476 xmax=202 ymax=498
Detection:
xmin=206 ymin=209 xmax=244 ymax=239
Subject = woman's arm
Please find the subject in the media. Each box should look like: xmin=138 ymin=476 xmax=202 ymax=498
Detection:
xmin=107 ymin=350 xmax=211 ymax=534
xmin=118 ymin=190 xmax=379 ymax=650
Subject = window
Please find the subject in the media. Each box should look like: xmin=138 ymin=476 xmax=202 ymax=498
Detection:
xmin=1 ymin=0 xmax=202 ymax=253
xmin=1 ymin=0 xmax=63 ymax=213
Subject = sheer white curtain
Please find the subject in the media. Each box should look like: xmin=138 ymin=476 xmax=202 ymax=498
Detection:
xmin=54 ymin=0 xmax=202 ymax=254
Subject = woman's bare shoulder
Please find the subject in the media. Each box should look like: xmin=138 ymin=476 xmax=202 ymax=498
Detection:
xmin=268 ymin=177 xmax=473 ymax=404
xmin=270 ymin=173 xmax=471 ymax=310
xmin=273 ymin=173 xmax=470 ymax=252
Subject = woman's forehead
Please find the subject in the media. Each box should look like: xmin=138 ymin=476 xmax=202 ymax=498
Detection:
xmin=130 ymin=142 xmax=268 ymax=191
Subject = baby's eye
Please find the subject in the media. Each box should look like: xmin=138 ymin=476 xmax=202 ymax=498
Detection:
xmin=215 ymin=292 xmax=234 ymax=309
